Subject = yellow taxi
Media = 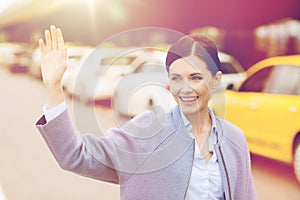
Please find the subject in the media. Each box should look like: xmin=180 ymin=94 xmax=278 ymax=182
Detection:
xmin=213 ymin=55 xmax=300 ymax=184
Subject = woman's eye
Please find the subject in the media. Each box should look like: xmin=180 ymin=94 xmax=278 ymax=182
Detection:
xmin=191 ymin=75 xmax=202 ymax=80
xmin=171 ymin=76 xmax=181 ymax=81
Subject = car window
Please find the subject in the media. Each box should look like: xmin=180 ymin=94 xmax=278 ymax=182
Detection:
xmin=263 ymin=65 xmax=300 ymax=95
xmin=239 ymin=64 xmax=300 ymax=95
xmin=239 ymin=67 xmax=273 ymax=92
xmin=219 ymin=62 xmax=239 ymax=74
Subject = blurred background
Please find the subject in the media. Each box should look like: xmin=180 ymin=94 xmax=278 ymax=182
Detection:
xmin=1 ymin=0 xmax=300 ymax=199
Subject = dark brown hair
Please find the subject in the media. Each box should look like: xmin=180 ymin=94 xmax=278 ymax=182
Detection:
xmin=165 ymin=35 xmax=221 ymax=75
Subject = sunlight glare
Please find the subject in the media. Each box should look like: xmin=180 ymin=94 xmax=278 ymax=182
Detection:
xmin=0 ymin=0 xmax=35 ymax=13
xmin=0 ymin=1 xmax=15 ymax=13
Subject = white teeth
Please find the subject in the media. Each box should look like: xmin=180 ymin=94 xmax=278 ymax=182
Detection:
xmin=180 ymin=96 xmax=198 ymax=102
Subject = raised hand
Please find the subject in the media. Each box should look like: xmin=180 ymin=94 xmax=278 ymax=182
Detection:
xmin=39 ymin=25 xmax=67 ymax=87
xmin=39 ymin=25 xmax=67 ymax=108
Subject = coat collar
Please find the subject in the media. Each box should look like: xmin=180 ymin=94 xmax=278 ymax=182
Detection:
xmin=170 ymin=105 xmax=223 ymax=145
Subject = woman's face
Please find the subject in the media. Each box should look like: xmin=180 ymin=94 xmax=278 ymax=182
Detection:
xmin=169 ymin=55 xmax=219 ymax=116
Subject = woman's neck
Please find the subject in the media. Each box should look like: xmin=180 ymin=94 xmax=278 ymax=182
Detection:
xmin=186 ymin=107 xmax=211 ymax=137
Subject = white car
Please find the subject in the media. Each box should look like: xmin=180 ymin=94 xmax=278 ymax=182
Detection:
xmin=29 ymin=47 xmax=42 ymax=78
xmin=61 ymin=46 xmax=94 ymax=94
xmin=112 ymin=50 xmax=177 ymax=125
xmin=112 ymin=51 xmax=245 ymax=124
xmin=29 ymin=45 xmax=93 ymax=80
xmin=0 ymin=42 xmax=33 ymax=73
xmin=218 ymin=51 xmax=246 ymax=90
xmin=112 ymin=68 xmax=177 ymax=125
xmin=68 ymin=47 xmax=142 ymax=104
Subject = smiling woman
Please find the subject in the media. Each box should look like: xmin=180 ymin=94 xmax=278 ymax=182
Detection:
xmin=35 ymin=25 xmax=257 ymax=200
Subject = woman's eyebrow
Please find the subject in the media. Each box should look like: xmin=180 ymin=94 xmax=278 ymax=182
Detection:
xmin=169 ymin=72 xmax=180 ymax=76
xmin=190 ymin=72 xmax=202 ymax=76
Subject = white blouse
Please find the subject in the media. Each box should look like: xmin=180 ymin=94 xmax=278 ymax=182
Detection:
xmin=181 ymin=109 xmax=224 ymax=200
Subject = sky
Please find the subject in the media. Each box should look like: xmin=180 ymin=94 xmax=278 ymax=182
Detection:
xmin=2 ymin=0 xmax=300 ymax=44
xmin=1 ymin=0 xmax=299 ymax=68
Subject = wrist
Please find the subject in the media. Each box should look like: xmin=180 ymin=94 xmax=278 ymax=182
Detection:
xmin=45 ymin=84 xmax=65 ymax=109
xmin=44 ymin=82 xmax=63 ymax=91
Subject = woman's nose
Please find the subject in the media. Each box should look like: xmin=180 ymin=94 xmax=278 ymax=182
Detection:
xmin=181 ymin=80 xmax=193 ymax=93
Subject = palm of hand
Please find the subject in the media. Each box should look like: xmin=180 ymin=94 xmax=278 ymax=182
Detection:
xmin=41 ymin=49 xmax=67 ymax=85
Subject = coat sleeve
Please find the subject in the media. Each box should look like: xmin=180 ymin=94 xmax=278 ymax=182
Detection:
xmin=35 ymin=109 xmax=120 ymax=184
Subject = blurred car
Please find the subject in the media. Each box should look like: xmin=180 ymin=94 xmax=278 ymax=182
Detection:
xmin=68 ymin=47 xmax=142 ymax=103
xmin=213 ymin=55 xmax=300 ymax=184
xmin=29 ymin=46 xmax=42 ymax=78
xmin=218 ymin=51 xmax=246 ymax=90
xmin=112 ymin=50 xmax=177 ymax=124
xmin=29 ymin=44 xmax=93 ymax=80
xmin=61 ymin=46 xmax=94 ymax=94
xmin=0 ymin=42 xmax=33 ymax=73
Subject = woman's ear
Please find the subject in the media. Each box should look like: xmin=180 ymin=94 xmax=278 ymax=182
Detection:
xmin=212 ymin=71 xmax=222 ymax=89
xmin=166 ymin=85 xmax=170 ymax=91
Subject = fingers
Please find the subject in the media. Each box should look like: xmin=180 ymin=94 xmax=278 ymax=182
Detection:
xmin=42 ymin=25 xmax=65 ymax=51
xmin=39 ymin=38 xmax=46 ymax=56
xmin=50 ymin=25 xmax=58 ymax=50
xmin=57 ymin=28 xmax=65 ymax=50
xmin=45 ymin=29 xmax=51 ymax=51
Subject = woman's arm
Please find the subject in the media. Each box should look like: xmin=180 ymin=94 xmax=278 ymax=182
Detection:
xmin=39 ymin=25 xmax=67 ymax=108
xmin=36 ymin=109 xmax=119 ymax=184
xmin=36 ymin=26 xmax=120 ymax=184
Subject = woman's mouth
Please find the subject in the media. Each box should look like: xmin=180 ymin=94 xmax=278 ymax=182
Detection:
xmin=179 ymin=96 xmax=199 ymax=103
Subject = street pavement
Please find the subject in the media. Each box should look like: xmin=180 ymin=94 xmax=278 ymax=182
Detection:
xmin=0 ymin=67 xmax=299 ymax=200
